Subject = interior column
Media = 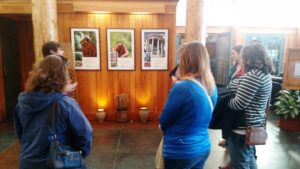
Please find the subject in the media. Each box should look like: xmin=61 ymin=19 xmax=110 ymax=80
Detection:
xmin=31 ymin=0 xmax=58 ymax=61
xmin=186 ymin=0 xmax=206 ymax=43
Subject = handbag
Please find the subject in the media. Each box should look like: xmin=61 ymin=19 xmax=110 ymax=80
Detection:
xmin=47 ymin=102 xmax=84 ymax=169
xmin=245 ymin=126 xmax=268 ymax=145
xmin=155 ymin=138 xmax=164 ymax=169
xmin=245 ymin=98 xmax=270 ymax=145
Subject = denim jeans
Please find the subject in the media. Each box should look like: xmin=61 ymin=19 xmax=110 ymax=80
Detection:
xmin=164 ymin=149 xmax=210 ymax=169
xmin=227 ymin=132 xmax=257 ymax=169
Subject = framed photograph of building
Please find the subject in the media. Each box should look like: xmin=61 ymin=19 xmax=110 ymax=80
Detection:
xmin=70 ymin=28 xmax=100 ymax=70
xmin=141 ymin=29 xmax=168 ymax=70
xmin=107 ymin=29 xmax=135 ymax=70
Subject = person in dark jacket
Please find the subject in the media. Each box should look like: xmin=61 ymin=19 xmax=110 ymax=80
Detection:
xmin=14 ymin=55 xmax=92 ymax=169
xmin=168 ymin=43 xmax=187 ymax=84
xmin=228 ymin=45 xmax=243 ymax=81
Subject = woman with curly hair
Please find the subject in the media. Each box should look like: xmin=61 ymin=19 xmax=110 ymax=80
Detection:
xmin=227 ymin=44 xmax=273 ymax=169
xmin=14 ymin=55 xmax=92 ymax=169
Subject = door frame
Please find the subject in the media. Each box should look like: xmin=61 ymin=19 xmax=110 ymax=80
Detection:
xmin=0 ymin=39 xmax=6 ymax=122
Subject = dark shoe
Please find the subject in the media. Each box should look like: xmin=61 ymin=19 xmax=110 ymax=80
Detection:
xmin=218 ymin=140 xmax=227 ymax=148
xmin=218 ymin=162 xmax=232 ymax=169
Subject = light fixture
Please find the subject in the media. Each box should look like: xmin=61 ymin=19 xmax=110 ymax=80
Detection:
xmin=96 ymin=108 xmax=106 ymax=123
xmin=139 ymin=107 xmax=149 ymax=123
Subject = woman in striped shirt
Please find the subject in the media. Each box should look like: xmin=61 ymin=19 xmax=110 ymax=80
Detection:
xmin=227 ymin=44 xmax=273 ymax=169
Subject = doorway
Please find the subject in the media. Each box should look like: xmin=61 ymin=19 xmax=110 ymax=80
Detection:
xmin=0 ymin=17 xmax=21 ymax=121
xmin=206 ymin=32 xmax=232 ymax=86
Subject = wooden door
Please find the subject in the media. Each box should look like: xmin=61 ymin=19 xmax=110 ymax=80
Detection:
xmin=216 ymin=32 xmax=231 ymax=85
xmin=0 ymin=39 xmax=6 ymax=122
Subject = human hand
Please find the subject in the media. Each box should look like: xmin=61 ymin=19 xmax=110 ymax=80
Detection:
xmin=171 ymin=76 xmax=178 ymax=84
xmin=64 ymin=82 xmax=78 ymax=93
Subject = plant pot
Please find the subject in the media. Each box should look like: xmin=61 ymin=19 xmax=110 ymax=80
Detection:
xmin=139 ymin=108 xmax=149 ymax=123
xmin=116 ymin=110 xmax=128 ymax=123
xmin=278 ymin=118 xmax=300 ymax=132
xmin=96 ymin=111 xmax=106 ymax=123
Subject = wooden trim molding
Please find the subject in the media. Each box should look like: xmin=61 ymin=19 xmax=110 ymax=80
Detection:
xmin=72 ymin=1 xmax=177 ymax=14
xmin=0 ymin=4 xmax=32 ymax=14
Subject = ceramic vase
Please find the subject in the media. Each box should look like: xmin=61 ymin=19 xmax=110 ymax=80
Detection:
xmin=139 ymin=108 xmax=149 ymax=123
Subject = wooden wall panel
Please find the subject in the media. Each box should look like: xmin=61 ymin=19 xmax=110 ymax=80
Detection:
xmin=57 ymin=13 xmax=175 ymax=121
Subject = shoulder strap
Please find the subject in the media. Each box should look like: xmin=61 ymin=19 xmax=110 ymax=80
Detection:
xmin=189 ymin=79 xmax=214 ymax=112
xmin=50 ymin=102 xmax=57 ymax=136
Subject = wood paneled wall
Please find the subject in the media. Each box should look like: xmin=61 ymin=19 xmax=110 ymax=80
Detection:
xmin=57 ymin=13 xmax=176 ymax=121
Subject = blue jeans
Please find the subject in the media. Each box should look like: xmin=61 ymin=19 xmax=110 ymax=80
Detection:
xmin=227 ymin=132 xmax=257 ymax=169
xmin=164 ymin=150 xmax=210 ymax=169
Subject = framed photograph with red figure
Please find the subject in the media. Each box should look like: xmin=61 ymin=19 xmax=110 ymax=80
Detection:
xmin=70 ymin=28 xmax=100 ymax=70
xmin=107 ymin=28 xmax=135 ymax=70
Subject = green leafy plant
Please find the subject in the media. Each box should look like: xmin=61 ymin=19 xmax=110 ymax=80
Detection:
xmin=274 ymin=90 xmax=300 ymax=119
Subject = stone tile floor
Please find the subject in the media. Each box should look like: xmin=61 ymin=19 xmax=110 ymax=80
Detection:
xmin=0 ymin=112 xmax=299 ymax=169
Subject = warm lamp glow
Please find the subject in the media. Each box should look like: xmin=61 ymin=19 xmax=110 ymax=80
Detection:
xmin=136 ymin=95 xmax=150 ymax=105
xmin=97 ymin=108 xmax=104 ymax=112
xmin=97 ymin=99 xmax=107 ymax=108
xmin=140 ymin=107 xmax=148 ymax=110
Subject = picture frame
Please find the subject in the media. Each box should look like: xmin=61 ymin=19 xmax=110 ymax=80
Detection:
xmin=70 ymin=28 xmax=100 ymax=70
xmin=141 ymin=29 xmax=168 ymax=70
xmin=107 ymin=28 xmax=135 ymax=70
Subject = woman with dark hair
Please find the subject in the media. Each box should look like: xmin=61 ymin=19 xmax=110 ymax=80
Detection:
xmin=160 ymin=42 xmax=218 ymax=169
xmin=229 ymin=45 xmax=244 ymax=81
xmin=227 ymin=44 xmax=273 ymax=169
xmin=14 ymin=55 xmax=92 ymax=169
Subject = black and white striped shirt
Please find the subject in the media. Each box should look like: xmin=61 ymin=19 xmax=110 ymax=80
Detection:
xmin=228 ymin=69 xmax=272 ymax=128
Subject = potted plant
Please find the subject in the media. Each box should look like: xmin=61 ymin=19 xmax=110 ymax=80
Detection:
xmin=273 ymin=90 xmax=300 ymax=131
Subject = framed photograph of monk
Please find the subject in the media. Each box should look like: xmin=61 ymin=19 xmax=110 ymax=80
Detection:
xmin=71 ymin=28 xmax=100 ymax=70
xmin=107 ymin=28 xmax=135 ymax=70
xmin=141 ymin=29 xmax=168 ymax=70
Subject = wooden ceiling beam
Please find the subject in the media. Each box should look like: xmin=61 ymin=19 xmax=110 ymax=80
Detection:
xmin=0 ymin=0 xmax=178 ymax=14
xmin=72 ymin=1 xmax=177 ymax=14
xmin=0 ymin=4 xmax=32 ymax=14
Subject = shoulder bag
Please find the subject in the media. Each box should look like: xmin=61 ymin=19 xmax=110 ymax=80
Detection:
xmin=47 ymin=102 xmax=84 ymax=169
xmin=245 ymin=98 xmax=269 ymax=145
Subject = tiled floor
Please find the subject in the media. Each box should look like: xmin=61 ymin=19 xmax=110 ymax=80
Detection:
xmin=0 ymin=112 xmax=300 ymax=169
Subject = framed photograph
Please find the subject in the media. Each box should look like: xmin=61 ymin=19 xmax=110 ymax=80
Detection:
xmin=107 ymin=29 xmax=135 ymax=70
xmin=70 ymin=28 xmax=100 ymax=70
xmin=141 ymin=29 xmax=168 ymax=70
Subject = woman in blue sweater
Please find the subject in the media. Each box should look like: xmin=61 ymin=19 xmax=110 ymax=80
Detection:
xmin=160 ymin=42 xmax=218 ymax=169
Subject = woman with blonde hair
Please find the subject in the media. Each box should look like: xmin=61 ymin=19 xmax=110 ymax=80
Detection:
xmin=14 ymin=55 xmax=92 ymax=169
xmin=159 ymin=42 xmax=218 ymax=169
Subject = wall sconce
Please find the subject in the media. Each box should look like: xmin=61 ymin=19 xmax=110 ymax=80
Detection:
xmin=96 ymin=108 xmax=106 ymax=123
xmin=139 ymin=107 xmax=149 ymax=123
